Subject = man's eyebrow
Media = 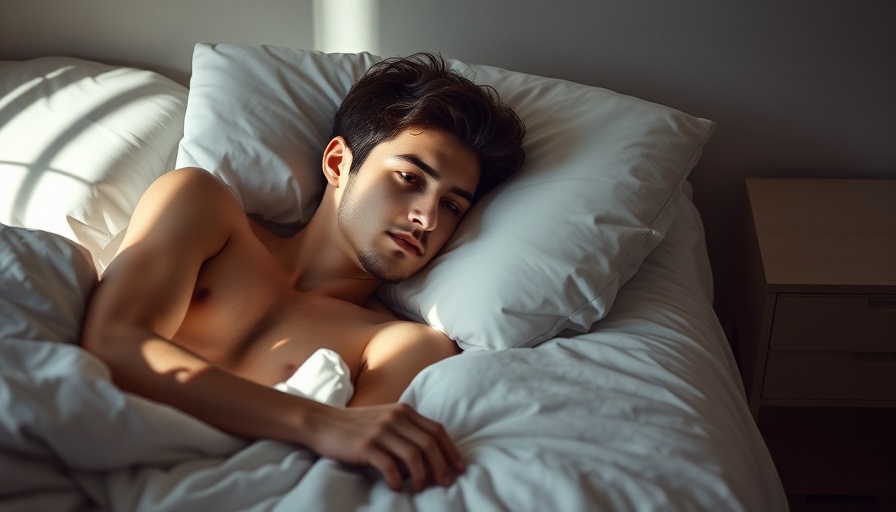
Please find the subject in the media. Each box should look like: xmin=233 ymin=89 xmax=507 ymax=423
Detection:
xmin=395 ymin=154 xmax=475 ymax=203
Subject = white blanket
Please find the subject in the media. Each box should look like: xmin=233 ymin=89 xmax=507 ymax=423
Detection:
xmin=0 ymin=196 xmax=787 ymax=511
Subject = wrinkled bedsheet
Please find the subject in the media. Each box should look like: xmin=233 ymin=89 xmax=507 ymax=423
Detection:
xmin=0 ymin=196 xmax=787 ymax=511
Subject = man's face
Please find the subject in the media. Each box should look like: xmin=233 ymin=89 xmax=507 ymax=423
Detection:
xmin=336 ymin=127 xmax=480 ymax=282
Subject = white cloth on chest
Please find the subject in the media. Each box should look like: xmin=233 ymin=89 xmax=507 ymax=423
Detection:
xmin=274 ymin=348 xmax=354 ymax=407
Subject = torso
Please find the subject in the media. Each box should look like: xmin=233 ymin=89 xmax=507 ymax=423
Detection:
xmin=170 ymin=217 xmax=391 ymax=388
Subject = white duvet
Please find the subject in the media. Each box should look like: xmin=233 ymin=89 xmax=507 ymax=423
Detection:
xmin=0 ymin=195 xmax=787 ymax=511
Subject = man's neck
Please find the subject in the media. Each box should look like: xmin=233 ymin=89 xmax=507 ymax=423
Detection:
xmin=262 ymin=216 xmax=382 ymax=306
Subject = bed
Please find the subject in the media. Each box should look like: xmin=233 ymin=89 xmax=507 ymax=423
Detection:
xmin=0 ymin=44 xmax=787 ymax=511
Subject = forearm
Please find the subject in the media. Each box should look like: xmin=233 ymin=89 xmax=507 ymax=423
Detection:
xmin=85 ymin=327 xmax=324 ymax=444
xmin=85 ymin=328 xmax=465 ymax=492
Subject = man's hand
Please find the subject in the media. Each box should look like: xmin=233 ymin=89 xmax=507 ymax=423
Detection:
xmin=302 ymin=401 xmax=466 ymax=492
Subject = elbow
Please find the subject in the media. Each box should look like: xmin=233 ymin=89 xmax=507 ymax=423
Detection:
xmin=80 ymin=278 xmax=113 ymax=357
xmin=79 ymin=282 xmax=147 ymax=365
xmin=80 ymin=316 xmax=116 ymax=361
xmin=79 ymin=301 xmax=130 ymax=364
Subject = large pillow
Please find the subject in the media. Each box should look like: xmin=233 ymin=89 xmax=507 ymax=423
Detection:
xmin=0 ymin=56 xmax=188 ymax=268
xmin=176 ymin=43 xmax=714 ymax=351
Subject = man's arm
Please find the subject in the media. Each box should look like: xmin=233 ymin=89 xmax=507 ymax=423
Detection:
xmin=81 ymin=168 xmax=463 ymax=491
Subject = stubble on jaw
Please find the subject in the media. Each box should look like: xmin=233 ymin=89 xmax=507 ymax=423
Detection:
xmin=336 ymin=177 xmax=408 ymax=284
xmin=356 ymin=248 xmax=406 ymax=284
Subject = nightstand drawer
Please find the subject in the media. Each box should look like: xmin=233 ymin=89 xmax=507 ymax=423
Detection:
xmin=770 ymin=295 xmax=896 ymax=352
xmin=764 ymin=350 xmax=896 ymax=400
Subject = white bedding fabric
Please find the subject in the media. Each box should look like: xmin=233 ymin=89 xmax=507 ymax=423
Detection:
xmin=0 ymin=57 xmax=188 ymax=268
xmin=0 ymin=190 xmax=787 ymax=511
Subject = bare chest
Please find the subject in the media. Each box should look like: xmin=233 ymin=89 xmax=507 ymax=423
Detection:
xmin=170 ymin=228 xmax=371 ymax=387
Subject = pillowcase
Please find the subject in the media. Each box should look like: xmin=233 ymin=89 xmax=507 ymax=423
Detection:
xmin=177 ymin=45 xmax=379 ymax=229
xmin=0 ymin=56 xmax=189 ymax=268
xmin=177 ymin=43 xmax=714 ymax=350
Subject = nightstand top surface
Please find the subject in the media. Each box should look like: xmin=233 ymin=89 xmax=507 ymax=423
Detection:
xmin=746 ymin=178 xmax=896 ymax=291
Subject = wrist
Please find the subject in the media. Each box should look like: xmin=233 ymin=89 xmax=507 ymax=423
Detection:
xmin=286 ymin=394 xmax=329 ymax=447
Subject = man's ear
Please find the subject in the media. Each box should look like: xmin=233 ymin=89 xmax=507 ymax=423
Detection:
xmin=322 ymin=136 xmax=352 ymax=187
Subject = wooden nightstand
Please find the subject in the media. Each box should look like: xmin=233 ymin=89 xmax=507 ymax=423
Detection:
xmin=731 ymin=178 xmax=896 ymax=509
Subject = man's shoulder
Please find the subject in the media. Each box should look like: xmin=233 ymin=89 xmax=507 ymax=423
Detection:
xmin=159 ymin=168 xmax=240 ymax=206
xmin=122 ymin=168 xmax=248 ymax=254
xmin=144 ymin=168 xmax=246 ymax=225
xmin=351 ymin=318 xmax=459 ymax=405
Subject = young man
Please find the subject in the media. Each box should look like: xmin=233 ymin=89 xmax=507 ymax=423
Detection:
xmin=81 ymin=53 xmax=525 ymax=492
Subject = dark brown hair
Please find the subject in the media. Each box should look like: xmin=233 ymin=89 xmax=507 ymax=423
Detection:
xmin=331 ymin=52 xmax=526 ymax=202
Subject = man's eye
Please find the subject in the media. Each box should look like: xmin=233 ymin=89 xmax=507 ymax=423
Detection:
xmin=398 ymin=172 xmax=418 ymax=184
xmin=442 ymin=201 xmax=461 ymax=216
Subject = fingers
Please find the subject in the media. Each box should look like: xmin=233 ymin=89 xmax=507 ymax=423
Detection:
xmin=402 ymin=412 xmax=466 ymax=480
xmin=410 ymin=413 xmax=466 ymax=474
xmin=366 ymin=449 xmax=405 ymax=491
xmin=372 ymin=404 xmax=465 ymax=492
xmin=310 ymin=402 xmax=464 ymax=492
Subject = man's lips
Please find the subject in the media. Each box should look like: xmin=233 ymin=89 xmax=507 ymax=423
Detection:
xmin=389 ymin=233 xmax=423 ymax=256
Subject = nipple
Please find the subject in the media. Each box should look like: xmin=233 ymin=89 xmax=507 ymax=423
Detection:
xmin=192 ymin=287 xmax=211 ymax=303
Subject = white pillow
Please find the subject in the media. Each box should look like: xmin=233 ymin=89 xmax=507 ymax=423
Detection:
xmin=0 ymin=56 xmax=188 ymax=267
xmin=177 ymin=43 xmax=714 ymax=350
xmin=177 ymin=45 xmax=379 ymax=229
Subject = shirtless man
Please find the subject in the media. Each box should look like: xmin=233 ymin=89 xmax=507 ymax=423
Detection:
xmin=81 ymin=53 xmax=526 ymax=492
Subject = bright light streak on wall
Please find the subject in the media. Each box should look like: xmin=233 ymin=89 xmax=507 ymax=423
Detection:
xmin=313 ymin=0 xmax=380 ymax=55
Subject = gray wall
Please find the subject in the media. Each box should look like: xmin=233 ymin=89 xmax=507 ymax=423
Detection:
xmin=2 ymin=0 xmax=895 ymax=318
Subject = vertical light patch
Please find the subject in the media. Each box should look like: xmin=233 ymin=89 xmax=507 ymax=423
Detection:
xmin=313 ymin=0 xmax=381 ymax=55
xmin=425 ymin=303 xmax=446 ymax=334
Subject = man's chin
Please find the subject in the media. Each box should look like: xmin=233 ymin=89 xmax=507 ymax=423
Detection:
xmin=358 ymin=252 xmax=419 ymax=283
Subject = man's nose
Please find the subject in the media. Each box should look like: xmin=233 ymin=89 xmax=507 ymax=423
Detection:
xmin=409 ymin=195 xmax=439 ymax=231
